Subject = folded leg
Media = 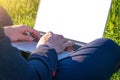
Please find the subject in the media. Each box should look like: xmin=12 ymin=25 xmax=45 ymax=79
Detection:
xmin=54 ymin=38 xmax=120 ymax=80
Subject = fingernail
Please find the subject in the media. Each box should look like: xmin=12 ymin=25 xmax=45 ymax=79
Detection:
xmin=48 ymin=31 xmax=53 ymax=34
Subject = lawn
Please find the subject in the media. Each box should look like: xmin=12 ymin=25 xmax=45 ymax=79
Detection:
xmin=104 ymin=0 xmax=120 ymax=46
xmin=0 ymin=0 xmax=120 ymax=80
xmin=0 ymin=0 xmax=40 ymax=27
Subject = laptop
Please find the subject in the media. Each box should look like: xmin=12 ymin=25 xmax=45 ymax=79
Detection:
xmin=12 ymin=0 xmax=112 ymax=60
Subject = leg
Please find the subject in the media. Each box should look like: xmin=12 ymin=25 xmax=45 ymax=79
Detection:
xmin=54 ymin=38 xmax=120 ymax=80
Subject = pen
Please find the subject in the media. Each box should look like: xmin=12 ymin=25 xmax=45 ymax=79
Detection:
xmin=25 ymin=31 xmax=38 ymax=42
xmin=25 ymin=31 xmax=31 ymax=37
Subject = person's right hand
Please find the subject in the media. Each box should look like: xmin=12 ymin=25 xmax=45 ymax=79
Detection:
xmin=4 ymin=25 xmax=41 ymax=42
xmin=35 ymin=31 xmax=74 ymax=54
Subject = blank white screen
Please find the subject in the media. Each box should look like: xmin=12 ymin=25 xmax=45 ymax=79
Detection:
xmin=34 ymin=0 xmax=111 ymax=43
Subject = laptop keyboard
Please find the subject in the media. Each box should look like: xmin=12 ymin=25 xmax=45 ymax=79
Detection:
xmin=72 ymin=44 xmax=82 ymax=50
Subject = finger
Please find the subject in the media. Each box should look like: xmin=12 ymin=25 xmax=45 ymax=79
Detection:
xmin=47 ymin=31 xmax=53 ymax=34
xmin=63 ymin=41 xmax=75 ymax=48
xmin=62 ymin=38 xmax=68 ymax=43
xmin=10 ymin=36 xmax=19 ymax=41
xmin=63 ymin=41 xmax=75 ymax=51
xmin=17 ymin=34 xmax=34 ymax=41
xmin=43 ymin=31 xmax=53 ymax=39
xmin=65 ymin=46 xmax=74 ymax=52
xmin=57 ymin=35 xmax=67 ymax=43
xmin=24 ymin=26 xmax=41 ymax=39
xmin=58 ymin=35 xmax=64 ymax=39
xmin=17 ymin=25 xmax=41 ymax=40
xmin=47 ymin=31 xmax=54 ymax=36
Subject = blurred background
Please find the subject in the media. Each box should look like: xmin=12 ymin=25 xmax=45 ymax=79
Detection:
xmin=0 ymin=0 xmax=120 ymax=79
xmin=0 ymin=0 xmax=40 ymax=27
xmin=104 ymin=0 xmax=120 ymax=46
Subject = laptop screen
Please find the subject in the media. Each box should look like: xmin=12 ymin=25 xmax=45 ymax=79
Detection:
xmin=34 ymin=0 xmax=112 ymax=43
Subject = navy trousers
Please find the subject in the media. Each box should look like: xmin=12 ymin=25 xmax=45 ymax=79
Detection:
xmin=54 ymin=38 xmax=120 ymax=80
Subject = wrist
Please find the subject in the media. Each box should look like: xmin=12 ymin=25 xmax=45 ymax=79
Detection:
xmin=32 ymin=44 xmax=52 ymax=57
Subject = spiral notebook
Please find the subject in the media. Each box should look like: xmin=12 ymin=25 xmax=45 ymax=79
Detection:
xmin=12 ymin=0 xmax=112 ymax=60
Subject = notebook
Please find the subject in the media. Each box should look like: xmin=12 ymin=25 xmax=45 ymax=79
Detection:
xmin=12 ymin=0 xmax=112 ymax=60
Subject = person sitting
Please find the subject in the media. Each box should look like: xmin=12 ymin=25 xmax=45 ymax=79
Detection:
xmin=2 ymin=25 xmax=120 ymax=80
xmin=1 ymin=5 xmax=120 ymax=80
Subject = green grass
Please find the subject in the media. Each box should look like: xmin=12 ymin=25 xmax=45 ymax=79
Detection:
xmin=0 ymin=0 xmax=40 ymax=28
xmin=0 ymin=0 xmax=120 ymax=80
xmin=104 ymin=0 xmax=120 ymax=45
xmin=104 ymin=0 xmax=120 ymax=79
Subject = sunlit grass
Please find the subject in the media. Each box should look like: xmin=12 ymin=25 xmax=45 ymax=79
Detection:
xmin=0 ymin=0 xmax=40 ymax=27
xmin=104 ymin=0 xmax=120 ymax=45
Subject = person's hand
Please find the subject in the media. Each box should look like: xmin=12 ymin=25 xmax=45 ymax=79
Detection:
xmin=35 ymin=31 xmax=74 ymax=54
xmin=4 ymin=25 xmax=41 ymax=42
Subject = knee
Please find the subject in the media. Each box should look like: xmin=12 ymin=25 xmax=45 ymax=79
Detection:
xmin=87 ymin=38 xmax=120 ymax=53
xmin=94 ymin=38 xmax=114 ymax=43
xmin=93 ymin=38 xmax=120 ymax=57
xmin=93 ymin=38 xmax=118 ymax=47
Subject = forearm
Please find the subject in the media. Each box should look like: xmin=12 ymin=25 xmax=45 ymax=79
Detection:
xmin=28 ymin=49 xmax=58 ymax=80
xmin=0 ymin=27 xmax=58 ymax=80
xmin=0 ymin=36 xmax=31 ymax=80
xmin=0 ymin=35 xmax=58 ymax=80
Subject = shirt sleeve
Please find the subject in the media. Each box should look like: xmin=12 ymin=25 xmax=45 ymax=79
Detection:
xmin=0 ymin=35 xmax=58 ymax=80
xmin=28 ymin=49 xmax=58 ymax=80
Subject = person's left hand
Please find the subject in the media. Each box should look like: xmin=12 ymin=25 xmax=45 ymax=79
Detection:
xmin=35 ymin=31 xmax=74 ymax=53
xmin=4 ymin=25 xmax=41 ymax=42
